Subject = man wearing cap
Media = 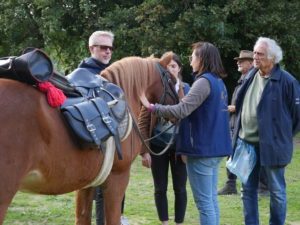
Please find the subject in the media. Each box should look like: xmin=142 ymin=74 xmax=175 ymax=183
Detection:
xmin=218 ymin=50 xmax=254 ymax=195
xmin=219 ymin=50 xmax=270 ymax=196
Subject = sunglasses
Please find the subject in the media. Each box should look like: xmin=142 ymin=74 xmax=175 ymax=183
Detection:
xmin=93 ymin=45 xmax=114 ymax=51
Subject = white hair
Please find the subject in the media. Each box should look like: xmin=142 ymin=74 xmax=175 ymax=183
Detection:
xmin=88 ymin=31 xmax=114 ymax=46
xmin=254 ymin=37 xmax=283 ymax=63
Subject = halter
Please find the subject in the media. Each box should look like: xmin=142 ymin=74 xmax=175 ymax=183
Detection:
xmin=155 ymin=62 xmax=179 ymax=105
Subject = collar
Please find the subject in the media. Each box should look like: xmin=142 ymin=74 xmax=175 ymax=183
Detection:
xmin=259 ymin=70 xmax=270 ymax=79
xmin=92 ymin=58 xmax=110 ymax=68
xmin=268 ymin=64 xmax=281 ymax=81
xmin=252 ymin=64 xmax=281 ymax=81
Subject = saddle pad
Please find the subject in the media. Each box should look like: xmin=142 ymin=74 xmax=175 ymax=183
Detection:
xmin=83 ymin=137 xmax=116 ymax=188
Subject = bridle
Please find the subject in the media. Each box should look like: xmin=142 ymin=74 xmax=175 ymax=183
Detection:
xmin=129 ymin=61 xmax=180 ymax=156
xmin=155 ymin=62 xmax=179 ymax=106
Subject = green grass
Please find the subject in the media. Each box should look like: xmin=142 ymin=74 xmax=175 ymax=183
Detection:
xmin=5 ymin=140 xmax=300 ymax=225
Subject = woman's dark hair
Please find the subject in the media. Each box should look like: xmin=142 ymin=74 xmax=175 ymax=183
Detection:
xmin=162 ymin=51 xmax=183 ymax=79
xmin=192 ymin=42 xmax=227 ymax=79
xmin=172 ymin=53 xmax=183 ymax=68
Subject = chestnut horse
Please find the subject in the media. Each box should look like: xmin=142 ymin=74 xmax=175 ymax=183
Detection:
xmin=0 ymin=54 xmax=175 ymax=225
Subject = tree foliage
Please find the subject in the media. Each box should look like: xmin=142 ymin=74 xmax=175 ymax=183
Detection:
xmin=0 ymin=0 xmax=299 ymax=91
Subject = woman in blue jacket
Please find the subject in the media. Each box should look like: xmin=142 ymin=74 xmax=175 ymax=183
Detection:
xmin=142 ymin=42 xmax=232 ymax=225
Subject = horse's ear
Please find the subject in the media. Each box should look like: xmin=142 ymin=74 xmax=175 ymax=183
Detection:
xmin=158 ymin=51 xmax=174 ymax=69
xmin=147 ymin=54 xmax=155 ymax=59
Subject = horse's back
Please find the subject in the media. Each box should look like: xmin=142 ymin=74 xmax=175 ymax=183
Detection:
xmin=0 ymin=79 xmax=47 ymax=150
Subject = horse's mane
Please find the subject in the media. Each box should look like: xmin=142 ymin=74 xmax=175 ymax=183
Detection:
xmin=100 ymin=56 xmax=158 ymax=103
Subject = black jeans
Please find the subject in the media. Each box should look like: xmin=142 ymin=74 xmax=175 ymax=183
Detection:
xmin=95 ymin=186 xmax=125 ymax=225
xmin=95 ymin=186 xmax=105 ymax=225
xmin=151 ymin=145 xmax=187 ymax=223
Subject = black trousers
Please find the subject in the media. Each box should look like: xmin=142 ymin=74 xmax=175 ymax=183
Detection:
xmin=150 ymin=145 xmax=187 ymax=223
xmin=226 ymin=165 xmax=237 ymax=182
xmin=95 ymin=186 xmax=125 ymax=225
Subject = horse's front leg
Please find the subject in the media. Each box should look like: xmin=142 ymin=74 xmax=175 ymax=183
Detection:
xmin=75 ymin=187 xmax=94 ymax=225
xmin=0 ymin=201 xmax=12 ymax=225
xmin=103 ymin=170 xmax=130 ymax=225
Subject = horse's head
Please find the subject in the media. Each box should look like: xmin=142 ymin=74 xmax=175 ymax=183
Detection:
xmin=141 ymin=51 xmax=178 ymax=108
xmin=156 ymin=51 xmax=174 ymax=69
xmin=100 ymin=55 xmax=178 ymax=112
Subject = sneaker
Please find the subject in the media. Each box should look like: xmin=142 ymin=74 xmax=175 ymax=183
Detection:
xmin=218 ymin=183 xmax=237 ymax=195
xmin=121 ymin=215 xmax=130 ymax=225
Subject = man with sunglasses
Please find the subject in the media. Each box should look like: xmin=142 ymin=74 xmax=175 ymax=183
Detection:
xmin=78 ymin=31 xmax=129 ymax=225
xmin=79 ymin=30 xmax=114 ymax=74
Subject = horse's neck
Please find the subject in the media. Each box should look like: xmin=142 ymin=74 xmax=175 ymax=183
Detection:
xmin=101 ymin=58 xmax=155 ymax=119
xmin=122 ymin=89 xmax=142 ymax=120
xmin=102 ymin=76 xmax=145 ymax=120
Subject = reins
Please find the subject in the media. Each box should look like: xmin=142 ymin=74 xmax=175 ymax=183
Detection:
xmin=144 ymin=123 xmax=175 ymax=142
xmin=127 ymin=105 xmax=179 ymax=156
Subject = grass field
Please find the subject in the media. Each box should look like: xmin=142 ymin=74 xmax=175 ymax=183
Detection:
xmin=4 ymin=139 xmax=300 ymax=225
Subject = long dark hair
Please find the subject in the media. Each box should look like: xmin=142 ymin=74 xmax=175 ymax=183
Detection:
xmin=192 ymin=42 xmax=227 ymax=79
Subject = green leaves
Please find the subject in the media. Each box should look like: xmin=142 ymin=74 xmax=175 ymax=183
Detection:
xmin=0 ymin=0 xmax=299 ymax=81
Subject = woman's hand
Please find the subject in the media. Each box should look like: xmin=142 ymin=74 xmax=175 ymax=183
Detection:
xmin=141 ymin=152 xmax=151 ymax=168
xmin=228 ymin=105 xmax=236 ymax=113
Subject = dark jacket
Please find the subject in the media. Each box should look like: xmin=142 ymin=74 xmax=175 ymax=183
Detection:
xmin=78 ymin=57 xmax=109 ymax=74
xmin=229 ymin=68 xmax=253 ymax=131
xmin=176 ymin=73 xmax=232 ymax=157
xmin=232 ymin=65 xmax=300 ymax=166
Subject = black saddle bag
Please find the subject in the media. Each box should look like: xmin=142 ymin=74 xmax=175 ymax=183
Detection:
xmin=0 ymin=48 xmax=53 ymax=85
xmin=62 ymin=97 xmax=119 ymax=150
